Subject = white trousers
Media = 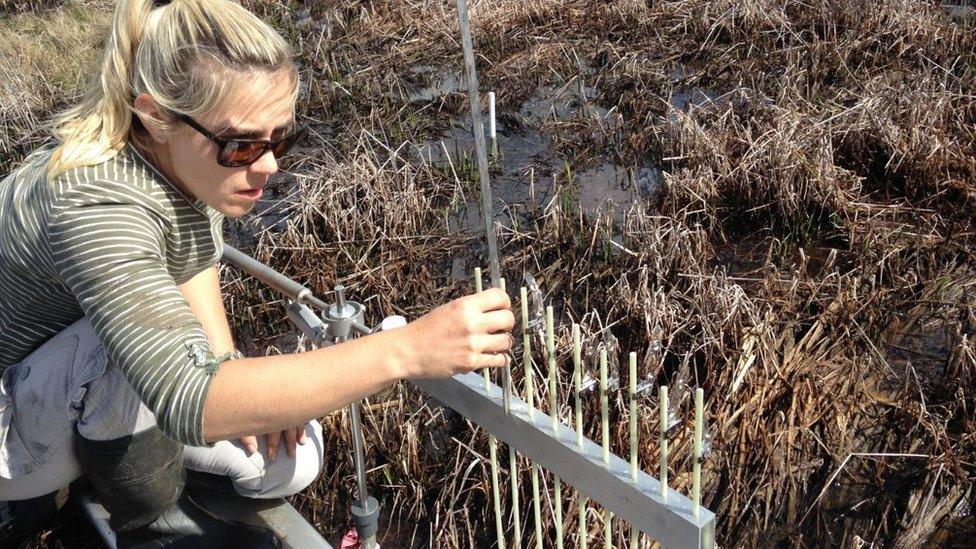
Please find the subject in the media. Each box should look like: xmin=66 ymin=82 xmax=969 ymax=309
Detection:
xmin=0 ymin=318 xmax=324 ymax=501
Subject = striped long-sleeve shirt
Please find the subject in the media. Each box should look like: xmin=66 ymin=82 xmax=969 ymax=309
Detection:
xmin=0 ymin=143 xmax=225 ymax=446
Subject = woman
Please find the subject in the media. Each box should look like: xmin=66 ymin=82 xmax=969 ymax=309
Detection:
xmin=0 ymin=0 xmax=514 ymax=544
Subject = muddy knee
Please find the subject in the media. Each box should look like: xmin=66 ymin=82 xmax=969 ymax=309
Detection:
xmin=76 ymin=427 xmax=184 ymax=532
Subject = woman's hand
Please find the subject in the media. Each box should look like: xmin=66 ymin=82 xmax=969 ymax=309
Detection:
xmin=240 ymin=427 xmax=307 ymax=462
xmin=396 ymin=287 xmax=516 ymax=379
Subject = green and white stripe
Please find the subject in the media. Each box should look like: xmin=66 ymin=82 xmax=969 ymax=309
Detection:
xmin=0 ymin=143 xmax=224 ymax=446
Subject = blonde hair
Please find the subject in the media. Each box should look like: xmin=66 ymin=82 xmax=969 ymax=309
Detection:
xmin=46 ymin=0 xmax=298 ymax=182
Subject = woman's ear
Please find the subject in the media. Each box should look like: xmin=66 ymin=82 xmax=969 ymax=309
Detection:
xmin=133 ymin=93 xmax=169 ymax=144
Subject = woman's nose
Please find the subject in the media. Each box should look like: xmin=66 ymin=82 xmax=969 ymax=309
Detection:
xmin=250 ymin=148 xmax=279 ymax=175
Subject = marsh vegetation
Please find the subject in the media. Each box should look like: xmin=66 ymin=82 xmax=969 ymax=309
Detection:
xmin=2 ymin=0 xmax=974 ymax=547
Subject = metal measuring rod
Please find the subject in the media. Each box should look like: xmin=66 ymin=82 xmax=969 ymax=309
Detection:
xmin=223 ymin=245 xmax=403 ymax=549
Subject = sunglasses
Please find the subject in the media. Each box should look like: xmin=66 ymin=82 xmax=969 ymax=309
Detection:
xmin=178 ymin=114 xmax=304 ymax=168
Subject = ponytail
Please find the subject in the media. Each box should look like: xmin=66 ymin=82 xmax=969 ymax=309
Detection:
xmin=46 ymin=0 xmax=297 ymax=183
xmin=47 ymin=0 xmax=152 ymax=182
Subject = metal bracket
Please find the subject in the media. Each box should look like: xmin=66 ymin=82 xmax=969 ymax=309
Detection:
xmin=286 ymin=301 xmax=331 ymax=347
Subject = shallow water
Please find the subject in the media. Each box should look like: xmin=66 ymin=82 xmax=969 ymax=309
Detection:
xmin=411 ymin=75 xmax=663 ymax=233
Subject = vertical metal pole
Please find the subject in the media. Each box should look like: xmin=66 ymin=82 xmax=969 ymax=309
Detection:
xmin=456 ymin=0 xmax=512 ymax=447
xmin=475 ymin=268 xmax=490 ymax=390
xmin=573 ymin=324 xmax=587 ymax=549
xmin=500 ymin=278 xmax=520 ymax=548
xmin=693 ymin=388 xmax=704 ymax=518
xmin=334 ymin=289 xmax=370 ymax=510
xmin=348 ymin=402 xmax=369 ymax=509
xmin=333 ymin=284 xmax=376 ymax=549
xmin=660 ymin=386 xmax=669 ymax=500
xmin=500 ymin=277 xmax=511 ymax=413
xmin=455 ymin=0 xmax=500 ymax=289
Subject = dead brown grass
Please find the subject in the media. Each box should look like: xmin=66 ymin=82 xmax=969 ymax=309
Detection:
xmin=3 ymin=0 xmax=974 ymax=547
xmin=0 ymin=0 xmax=110 ymax=173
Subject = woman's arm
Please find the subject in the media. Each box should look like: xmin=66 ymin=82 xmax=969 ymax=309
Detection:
xmin=177 ymin=266 xmax=235 ymax=356
xmin=201 ymin=289 xmax=514 ymax=443
xmin=179 ymin=265 xmax=306 ymax=458
xmin=176 ymin=264 xmax=424 ymax=441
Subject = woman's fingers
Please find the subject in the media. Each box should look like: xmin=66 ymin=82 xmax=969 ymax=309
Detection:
xmin=467 ymin=287 xmax=511 ymax=312
xmin=284 ymin=427 xmax=298 ymax=459
xmin=475 ymin=309 xmax=516 ymax=334
xmin=240 ymin=435 xmax=259 ymax=456
xmin=266 ymin=431 xmax=281 ymax=463
xmin=473 ymin=332 xmax=515 ymax=354
xmin=475 ymin=352 xmax=510 ymax=369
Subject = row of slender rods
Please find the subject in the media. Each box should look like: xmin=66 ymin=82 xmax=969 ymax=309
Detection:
xmin=474 ymin=268 xmax=706 ymax=547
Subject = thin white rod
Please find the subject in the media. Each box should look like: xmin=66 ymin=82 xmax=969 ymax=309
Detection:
xmin=489 ymin=435 xmax=506 ymax=548
xmin=510 ymin=446 xmax=522 ymax=549
xmin=573 ymin=324 xmax=583 ymax=447
xmin=600 ymin=349 xmax=609 ymax=464
xmin=554 ymin=474 xmax=564 ymax=549
xmin=522 ymin=288 xmax=535 ymax=418
xmin=629 ymin=352 xmax=638 ymax=549
xmin=693 ymin=388 xmax=704 ymax=518
xmin=573 ymin=324 xmax=587 ymax=549
xmin=660 ymin=385 xmax=669 ymax=500
xmin=546 ymin=306 xmax=558 ymax=433
xmin=488 ymin=91 xmax=497 ymax=140
xmin=600 ymin=349 xmax=610 ymax=547
xmin=531 ymin=463 xmax=543 ymax=549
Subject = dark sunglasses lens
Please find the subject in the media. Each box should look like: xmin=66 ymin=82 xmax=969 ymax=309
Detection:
xmin=219 ymin=141 xmax=267 ymax=167
xmin=272 ymin=129 xmax=301 ymax=159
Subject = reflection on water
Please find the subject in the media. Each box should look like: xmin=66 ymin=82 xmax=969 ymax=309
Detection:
xmin=411 ymin=75 xmax=664 ymax=233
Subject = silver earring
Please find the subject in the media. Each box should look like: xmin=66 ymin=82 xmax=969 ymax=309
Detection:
xmin=154 ymin=136 xmax=165 ymax=143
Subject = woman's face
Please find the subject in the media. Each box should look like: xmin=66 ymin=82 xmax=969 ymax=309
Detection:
xmin=140 ymin=70 xmax=297 ymax=218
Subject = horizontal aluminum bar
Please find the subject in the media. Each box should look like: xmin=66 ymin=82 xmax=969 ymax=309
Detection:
xmin=222 ymin=246 xmax=329 ymax=310
xmin=412 ymin=372 xmax=716 ymax=549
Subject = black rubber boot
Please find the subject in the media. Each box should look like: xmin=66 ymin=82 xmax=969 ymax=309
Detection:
xmin=113 ymin=490 xmax=281 ymax=549
xmin=0 ymin=491 xmax=60 ymax=544
xmin=75 ymin=427 xmax=185 ymax=533
xmin=77 ymin=428 xmax=280 ymax=548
